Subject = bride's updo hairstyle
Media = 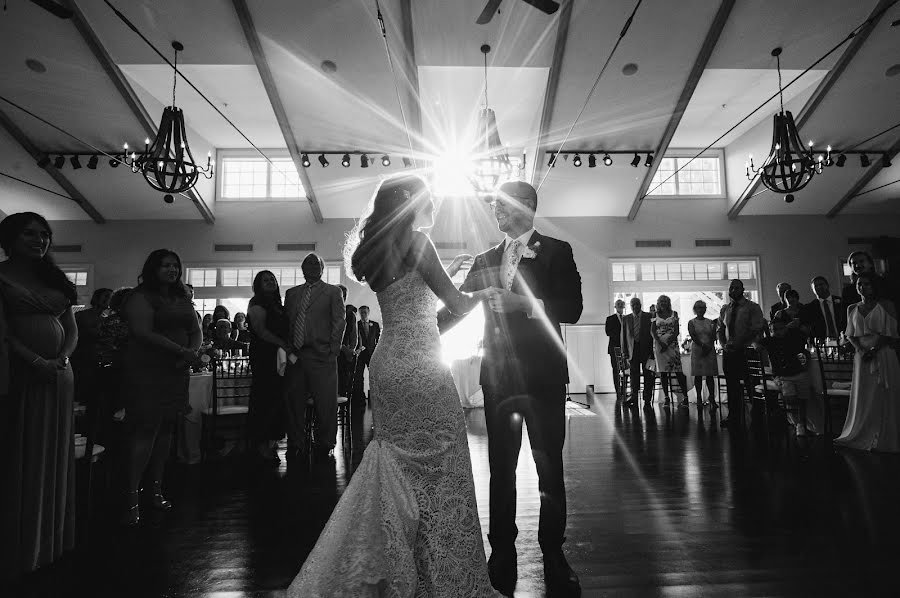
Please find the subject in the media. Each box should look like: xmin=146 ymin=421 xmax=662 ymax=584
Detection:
xmin=344 ymin=174 xmax=431 ymax=289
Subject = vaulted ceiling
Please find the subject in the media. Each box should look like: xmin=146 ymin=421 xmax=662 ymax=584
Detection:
xmin=0 ymin=0 xmax=898 ymax=223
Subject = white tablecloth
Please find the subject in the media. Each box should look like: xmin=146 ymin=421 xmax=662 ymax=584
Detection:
xmin=450 ymin=356 xmax=483 ymax=408
xmin=178 ymin=372 xmax=213 ymax=464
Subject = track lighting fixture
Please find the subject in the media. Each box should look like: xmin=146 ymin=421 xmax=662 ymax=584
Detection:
xmin=301 ymin=154 xmax=311 ymax=168
xmin=588 ymin=154 xmax=597 ymax=168
xmin=402 ymin=157 xmax=411 ymax=168
xmin=36 ymin=155 xmax=50 ymax=168
xmin=87 ymin=155 xmax=99 ymax=169
xmin=882 ymin=153 xmax=892 ymax=168
xmin=319 ymin=154 xmax=329 ymax=167
xmin=645 ymin=153 xmax=653 ymax=167
xmin=836 ymin=154 xmax=846 ymax=167
xmin=361 ymin=154 xmax=369 ymax=168
xmin=341 ymin=153 xmax=351 ymax=167
xmin=572 ymin=154 xmax=582 ymax=167
xmin=381 ymin=154 xmax=391 ymax=167
xmin=54 ymin=156 xmax=65 ymax=168
xmin=860 ymin=154 xmax=870 ymax=167
xmin=602 ymin=153 xmax=613 ymax=166
xmin=70 ymin=155 xmax=82 ymax=169
xmin=631 ymin=153 xmax=641 ymax=167
xmin=548 ymin=154 xmax=557 ymax=168
xmin=109 ymin=159 xmax=119 ymax=168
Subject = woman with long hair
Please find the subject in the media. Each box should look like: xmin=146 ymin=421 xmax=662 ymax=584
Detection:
xmin=288 ymin=175 xmax=496 ymax=596
xmin=0 ymin=212 xmax=78 ymax=579
xmin=120 ymin=249 xmax=201 ymax=525
xmin=247 ymin=270 xmax=289 ymax=461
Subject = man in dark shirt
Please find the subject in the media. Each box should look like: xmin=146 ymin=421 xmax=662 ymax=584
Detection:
xmin=769 ymin=281 xmax=791 ymax=321
xmin=604 ymin=299 xmax=626 ymax=398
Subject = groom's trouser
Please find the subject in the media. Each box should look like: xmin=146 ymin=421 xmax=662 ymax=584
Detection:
xmin=483 ymin=381 xmax=566 ymax=553
xmin=284 ymin=354 xmax=338 ymax=451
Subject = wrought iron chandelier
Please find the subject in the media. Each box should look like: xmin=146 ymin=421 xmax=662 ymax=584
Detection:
xmin=471 ymin=44 xmax=514 ymax=195
xmin=746 ymin=48 xmax=829 ymax=203
xmin=122 ymin=41 xmax=212 ymax=195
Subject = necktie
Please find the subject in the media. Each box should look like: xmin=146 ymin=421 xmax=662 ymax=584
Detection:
xmin=823 ymin=299 xmax=837 ymax=338
xmin=504 ymin=240 xmax=521 ymax=291
xmin=727 ymin=303 xmax=738 ymax=343
xmin=293 ymin=281 xmax=318 ymax=350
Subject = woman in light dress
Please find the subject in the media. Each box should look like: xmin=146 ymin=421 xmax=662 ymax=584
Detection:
xmin=651 ymin=295 xmax=689 ymax=406
xmin=687 ymin=300 xmax=718 ymax=410
xmin=836 ymin=272 xmax=900 ymax=452
xmin=287 ymin=175 xmax=499 ymax=597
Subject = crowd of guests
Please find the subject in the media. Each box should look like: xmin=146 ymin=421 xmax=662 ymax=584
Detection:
xmin=606 ymin=252 xmax=900 ymax=449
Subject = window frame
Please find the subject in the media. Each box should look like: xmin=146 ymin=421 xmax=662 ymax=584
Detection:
xmin=185 ymin=262 xmax=345 ymax=301
xmin=646 ymin=149 xmax=727 ymax=199
xmin=215 ymin=149 xmax=307 ymax=202
xmin=609 ymin=256 xmax=762 ymax=299
xmin=59 ymin=264 xmax=94 ymax=306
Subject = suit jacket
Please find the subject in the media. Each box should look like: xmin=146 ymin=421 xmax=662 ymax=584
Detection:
xmin=802 ymin=295 xmax=847 ymax=340
xmin=622 ymin=311 xmax=653 ymax=364
xmin=284 ymin=280 xmax=345 ymax=362
xmin=356 ymin=319 xmax=380 ymax=361
xmin=605 ymin=313 xmax=623 ymax=355
xmin=340 ymin=306 xmax=358 ymax=361
xmin=438 ymin=231 xmax=582 ymax=389
xmin=769 ymin=301 xmax=787 ymax=322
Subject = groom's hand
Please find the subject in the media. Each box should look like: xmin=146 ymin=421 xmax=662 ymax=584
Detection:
xmin=487 ymin=289 xmax=529 ymax=314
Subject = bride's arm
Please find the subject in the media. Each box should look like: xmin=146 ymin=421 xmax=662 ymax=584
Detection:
xmin=409 ymin=231 xmax=491 ymax=315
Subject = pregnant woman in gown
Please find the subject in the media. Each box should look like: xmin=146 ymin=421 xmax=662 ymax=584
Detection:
xmin=287 ymin=175 xmax=498 ymax=597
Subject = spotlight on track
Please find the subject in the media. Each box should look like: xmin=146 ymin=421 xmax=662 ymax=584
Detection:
xmin=381 ymin=154 xmax=391 ymax=167
xmin=836 ymin=154 xmax=846 ymax=167
xmin=54 ymin=155 xmax=65 ymax=169
xmin=883 ymin=153 xmax=892 ymax=168
xmin=572 ymin=153 xmax=582 ymax=167
xmin=631 ymin=153 xmax=641 ymax=167
xmin=548 ymin=154 xmax=557 ymax=168
xmin=402 ymin=157 xmax=411 ymax=168
xmin=860 ymin=154 xmax=870 ymax=167
xmin=318 ymin=154 xmax=329 ymax=167
xmin=588 ymin=154 xmax=597 ymax=168
xmin=361 ymin=154 xmax=369 ymax=168
xmin=602 ymin=153 xmax=613 ymax=166
xmin=645 ymin=153 xmax=654 ymax=167
xmin=341 ymin=153 xmax=351 ymax=167
xmin=36 ymin=155 xmax=50 ymax=168
xmin=70 ymin=155 xmax=82 ymax=170
xmin=87 ymin=155 xmax=99 ymax=169
xmin=301 ymin=153 xmax=311 ymax=168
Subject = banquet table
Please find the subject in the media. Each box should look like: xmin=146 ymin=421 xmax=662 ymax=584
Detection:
xmin=450 ymin=355 xmax=483 ymax=408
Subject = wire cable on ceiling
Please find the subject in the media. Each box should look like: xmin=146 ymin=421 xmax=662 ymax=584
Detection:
xmin=0 ymin=170 xmax=78 ymax=202
xmin=537 ymin=0 xmax=643 ymax=191
xmin=374 ymin=0 xmax=415 ymax=161
xmin=851 ymin=177 xmax=900 ymax=198
xmin=645 ymin=0 xmax=900 ymax=199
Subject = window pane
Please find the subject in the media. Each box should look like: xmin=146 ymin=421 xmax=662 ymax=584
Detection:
xmin=221 ymin=269 xmax=238 ymax=287
xmin=269 ymin=159 xmax=304 ymax=198
xmin=681 ymin=263 xmax=694 ymax=281
xmin=623 ymin=264 xmax=637 ymax=282
xmin=325 ymin=266 xmax=341 ymax=285
xmin=667 ymin=264 xmax=681 ymax=281
xmin=612 ymin=263 xmax=624 ymax=282
xmin=221 ymin=158 xmax=269 ymax=199
xmin=654 ymin=264 xmax=667 ymax=281
xmin=641 ymin=263 xmax=654 ymax=281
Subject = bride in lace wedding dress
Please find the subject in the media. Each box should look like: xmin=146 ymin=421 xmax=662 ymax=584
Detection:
xmin=287 ymin=175 xmax=499 ymax=597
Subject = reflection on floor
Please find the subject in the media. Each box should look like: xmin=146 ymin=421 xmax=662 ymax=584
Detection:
xmin=5 ymin=394 xmax=900 ymax=597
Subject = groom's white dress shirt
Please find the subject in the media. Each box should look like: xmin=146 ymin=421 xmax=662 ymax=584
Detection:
xmin=502 ymin=228 xmax=544 ymax=319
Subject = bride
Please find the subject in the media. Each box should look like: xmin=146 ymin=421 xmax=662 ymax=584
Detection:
xmin=287 ymin=175 xmax=499 ymax=597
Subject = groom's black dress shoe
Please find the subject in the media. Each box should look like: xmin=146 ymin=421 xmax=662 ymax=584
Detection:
xmin=543 ymin=550 xmax=581 ymax=597
xmin=488 ymin=546 xmax=517 ymax=597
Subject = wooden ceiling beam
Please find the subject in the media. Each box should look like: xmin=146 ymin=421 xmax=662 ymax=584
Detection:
xmin=67 ymin=0 xmax=215 ymax=224
xmin=399 ymin=0 xmax=423 ymax=164
xmin=628 ymin=0 xmax=735 ymax=220
xmin=231 ymin=0 xmax=323 ymax=223
xmin=728 ymin=0 xmax=893 ymax=219
xmin=0 ymin=109 xmax=105 ymax=223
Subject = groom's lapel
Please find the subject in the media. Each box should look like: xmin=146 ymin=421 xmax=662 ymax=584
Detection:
xmin=486 ymin=241 xmax=506 ymax=288
xmin=511 ymin=231 xmax=542 ymax=295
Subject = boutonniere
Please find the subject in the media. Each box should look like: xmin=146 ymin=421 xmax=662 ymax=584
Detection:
xmin=521 ymin=241 xmax=541 ymax=260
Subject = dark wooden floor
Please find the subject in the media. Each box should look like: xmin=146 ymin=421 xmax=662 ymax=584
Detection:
xmin=6 ymin=394 xmax=900 ymax=597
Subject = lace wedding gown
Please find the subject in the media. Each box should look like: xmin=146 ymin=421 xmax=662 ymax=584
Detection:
xmin=288 ymin=271 xmax=497 ymax=597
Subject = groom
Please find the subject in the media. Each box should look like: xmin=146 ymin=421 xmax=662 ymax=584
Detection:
xmin=439 ymin=181 xmax=583 ymax=596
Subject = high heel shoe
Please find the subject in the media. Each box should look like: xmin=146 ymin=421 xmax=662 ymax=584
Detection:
xmin=149 ymin=481 xmax=173 ymax=511
xmin=121 ymin=490 xmax=140 ymax=526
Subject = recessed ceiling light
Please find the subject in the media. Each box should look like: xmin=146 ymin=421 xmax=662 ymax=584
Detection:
xmin=886 ymin=64 xmax=900 ymax=77
xmin=622 ymin=63 xmax=638 ymax=76
xmin=25 ymin=59 xmax=46 ymax=73
xmin=321 ymin=60 xmax=337 ymax=74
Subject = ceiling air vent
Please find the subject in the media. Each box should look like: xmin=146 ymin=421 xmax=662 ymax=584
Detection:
xmin=214 ymin=244 xmax=253 ymax=252
xmin=434 ymin=241 xmax=467 ymax=250
xmin=53 ymin=244 xmax=82 ymax=253
xmin=695 ymin=239 xmax=731 ymax=247
xmin=636 ymin=239 xmax=672 ymax=248
xmin=847 ymin=237 xmax=878 ymax=245
xmin=277 ymin=243 xmax=317 ymax=252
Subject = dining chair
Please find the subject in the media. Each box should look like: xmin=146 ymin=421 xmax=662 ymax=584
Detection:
xmin=201 ymin=356 xmax=251 ymax=461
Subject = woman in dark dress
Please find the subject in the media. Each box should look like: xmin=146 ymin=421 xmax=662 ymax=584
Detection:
xmin=121 ymin=250 xmax=201 ymax=525
xmin=0 ymin=212 xmax=78 ymax=579
xmin=247 ymin=270 xmax=289 ymax=461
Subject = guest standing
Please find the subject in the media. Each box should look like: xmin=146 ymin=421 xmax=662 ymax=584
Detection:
xmin=231 ymin=312 xmax=250 ymax=343
xmin=352 ymin=305 xmax=380 ymax=406
xmin=120 ymin=249 xmax=201 ymax=525
xmin=0 ymin=212 xmax=77 ymax=579
xmin=247 ymin=270 xmax=290 ymax=462
xmin=71 ymin=287 xmax=112 ymax=406
xmin=687 ymin=300 xmax=718 ymax=410
xmin=651 ymin=295 xmax=689 ymax=406
xmin=605 ymin=299 xmax=625 ymax=398
xmin=208 ymin=305 xmax=230 ymax=338
xmin=622 ymin=297 xmax=654 ymax=408
xmin=771 ymin=289 xmax=814 ymax=436
xmin=335 ymin=284 xmax=357 ymax=399
xmin=803 ymin=276 xmax=846 ymax=342
xmin=717 ymin=279 xmax=765 ymax=428
xmin=836 ymin=272 xmax=900 ymax=452
xmin=283 ymin=253 xmax=345 ymax=460
xmin=769 ymin=282 xmax=792 ymax=321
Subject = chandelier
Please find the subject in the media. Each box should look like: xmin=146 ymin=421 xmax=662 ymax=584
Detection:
xmin=471 ymin=44 xmax=514 ymax=195
xmin=746 ymin=48 xmax=829 ymax=203
xmin=122 ymin=41 xmax=212 ymax=195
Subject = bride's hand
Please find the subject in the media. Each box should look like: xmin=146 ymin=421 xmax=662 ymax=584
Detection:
xmin=472 ymin=288 xmax=498 ymax=303
xmin=446 ymin=254 xmax=474 ymax=277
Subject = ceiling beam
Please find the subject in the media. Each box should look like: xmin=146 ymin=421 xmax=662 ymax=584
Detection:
xmin=628 ymin=0 xmax=735 ymax=220
xmin=0 ymin=109 xmax=104 ymax=223
xmin=827 ymin=141 xmax=900 ymax=217
xmin=529 ymin=0 xmax=573 ymax=189
xmin=399 ymin=0 xmax=423 ymax=163
xmin=231 ymin=0 xmax=323 ymax=223
xmin=728 ymin=0 xmax=893 ymax=219
xmin=66 ymin=0 xmax=215 ymax=224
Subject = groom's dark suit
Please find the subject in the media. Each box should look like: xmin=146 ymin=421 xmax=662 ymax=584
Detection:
xmin=439 ymin=231 xmax=582 ymax=554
